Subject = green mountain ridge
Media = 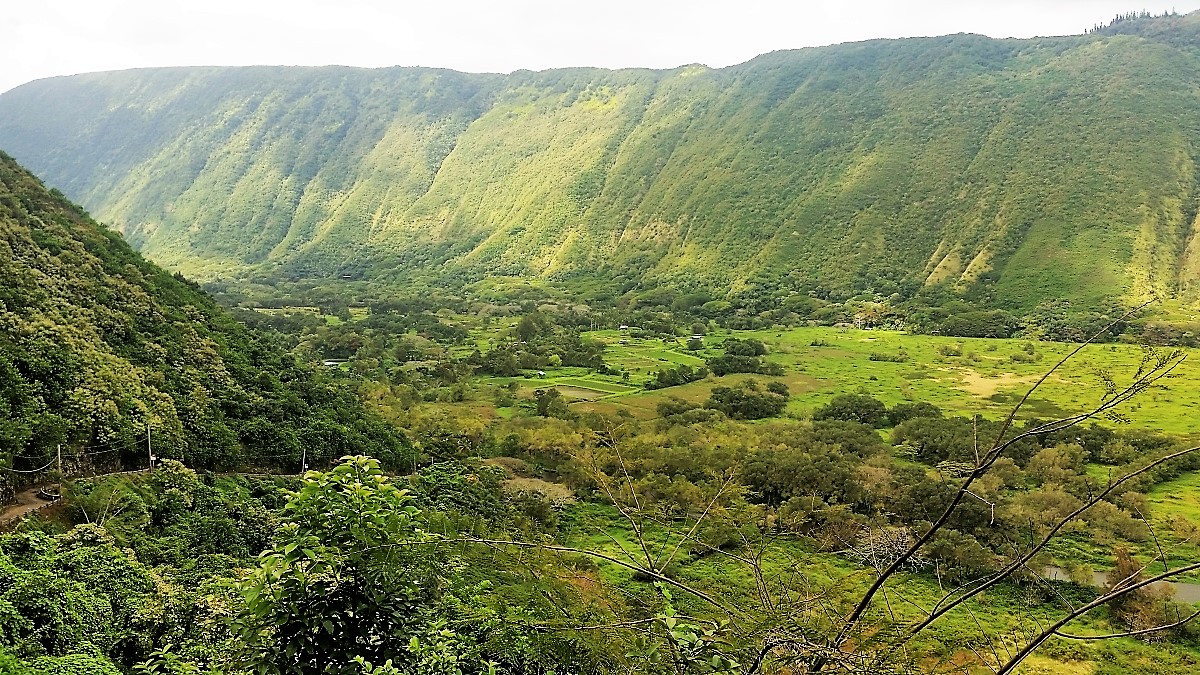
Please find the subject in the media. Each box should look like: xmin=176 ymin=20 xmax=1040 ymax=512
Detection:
xmin=5 ymin=13 xmax=1200 ymax=307
xmin=0 ymin=150 xmax=408 ymax=497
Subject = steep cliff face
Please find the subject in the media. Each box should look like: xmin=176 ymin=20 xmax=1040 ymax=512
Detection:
xmin=5 ymin=13 xmax=1200 ymax=306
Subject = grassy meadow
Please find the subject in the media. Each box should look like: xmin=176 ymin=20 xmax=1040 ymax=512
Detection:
xmin=534 ymin=326 xmax=1200 ymax=438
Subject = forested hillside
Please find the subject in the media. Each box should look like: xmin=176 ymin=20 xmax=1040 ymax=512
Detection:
xmin=0 ymin=151 xmax=409 ymax=498
xmin=5 ymin=12 xmax=1200 ymax=307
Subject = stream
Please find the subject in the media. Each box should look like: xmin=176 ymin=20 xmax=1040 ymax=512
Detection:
xmin=1043 ymin=566 xmax=1200 ymax=603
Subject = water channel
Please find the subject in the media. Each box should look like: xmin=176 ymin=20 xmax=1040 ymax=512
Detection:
xmin=1043 ymin=566 xmax=1200 ymax=603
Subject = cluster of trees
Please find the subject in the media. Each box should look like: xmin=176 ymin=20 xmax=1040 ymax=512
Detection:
xmin=469 ymin=324 xmax=607 ymax=377
xmin=1090 ymin=10 xmax=1180 ymax=33
xmin=705 ymin=380 xmax=791 ymax=420
xmin=909 ymin=303 xmax=1022 ymax=339
xmin=299 ymin=311 xmax=469 ymax=359
xmin=645 ymin=364 xmax=709 ymax=389
xmin=706 ymin=338 xmax=784 ymax=377
xmin=812 ymin=394 xmax=942 ymax=428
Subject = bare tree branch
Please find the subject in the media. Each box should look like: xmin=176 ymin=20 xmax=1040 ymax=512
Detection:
xmin=907 ymin=442 xmax=1200 ymax=640
xmin=1054 ymin=608 xmax=1200 ymax=640
xmin=995 ymin=561 xmax=1200 ymax=674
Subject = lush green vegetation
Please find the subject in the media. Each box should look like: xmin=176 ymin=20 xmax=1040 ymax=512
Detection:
xmin=130 ymin=291 xmax=1200 ymax=675
xmin=12 ymin=373 xmax=1200 ymax=674
xmin=0 ymin=151 xmax=411 ymax=502
xmin=10 ymin=13 xmax=1200 ymax=674
xmin=8 ymin=13 xmax=1200 ymax=310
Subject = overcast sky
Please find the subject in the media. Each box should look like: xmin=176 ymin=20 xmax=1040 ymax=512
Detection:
xmin=4 ymin=1 xmax=1198 ymax=94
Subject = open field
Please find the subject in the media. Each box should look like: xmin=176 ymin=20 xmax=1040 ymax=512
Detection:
xmin=558 ymin=327 xmax=1200 ymax=436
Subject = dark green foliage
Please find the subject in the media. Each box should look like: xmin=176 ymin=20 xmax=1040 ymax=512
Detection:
xmin=654 ymin=397 xmax=719 ymax=424
xmin=410 ymin=461 xmax=508 ymax=523
xmin=645 ymin=364 xmax=708 ymax=389
xmin=909 ymin=302 xmax=1023 ymax=338
xmin=706 ymin=354 xmax=763 ymax=377
xmin=1023 ymin=301 xmax=1129 ymax=342
xmin=231 ymin=456 xmax=588 ymax=675
xmin=743 ymin=443 xmax=867 ymax=509
xmin=26 ymin=652 xmax=122 ymax=675
xmin=0 ymin=526 xmax=153 ymax=670
xmin=64 ymin=463 xmax=286 ymax=568
xmin=471 ymin=322 xmax=607 ymax=377
xmin=706 ymin=338 xmax=782 ymax=377
xmin=534 ymin=388 xmax=572 ymax=419
xmin=721 ymin=338 xmax=767 ymax=357
xmin=233 ymin=456 xmax=440 ymax=674
xmin=812 ymin=394 xmax=889 ymax=427
xmin=891 ymin=416 xmax=980 ymax=464
xmin=924 ymin=530 xmax=997 ymax=584
xmin=704 ymin=380 xmax=789 ymax=420
xmin=0 ymin=648 xmax=31 ymax=674
xmin=886 ymin=401 xmax=944 ymax=426
xmin=0 ymin=152 xmax=412 ymax=475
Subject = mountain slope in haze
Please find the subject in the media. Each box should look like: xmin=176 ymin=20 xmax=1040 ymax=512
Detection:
xmin=0 ymin=151 xmax=408 ymax=497
xmin=5 ymin=13 xmax=1200 ymax=307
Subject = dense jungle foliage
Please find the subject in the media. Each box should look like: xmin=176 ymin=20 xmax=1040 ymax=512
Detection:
xmin=0 ymin=152 xmax=411 ymax=502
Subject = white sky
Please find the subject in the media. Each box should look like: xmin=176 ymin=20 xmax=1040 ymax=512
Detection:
xmin=4 ymin=1 xmax=1198 ymax=94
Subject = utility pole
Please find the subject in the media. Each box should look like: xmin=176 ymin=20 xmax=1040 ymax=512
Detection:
xmin=301 ymin=447 xmax=307 ymax=473
xmin=147 ymin=422 xmax=154 ymax=471
xmin=56 ymin=444 xmax=62 ymax=476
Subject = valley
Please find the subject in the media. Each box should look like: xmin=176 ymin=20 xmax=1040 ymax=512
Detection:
xmin=7 ymin=9 xmax=1200 ymax=675
xmin=7 ymin=13 xmax=1200 ymax=309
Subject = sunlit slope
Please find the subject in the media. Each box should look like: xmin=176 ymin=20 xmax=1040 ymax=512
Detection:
xmin=5 ymin=13 xmax=1200 ymax=305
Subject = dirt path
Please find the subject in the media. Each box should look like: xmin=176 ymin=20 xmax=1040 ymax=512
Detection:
xmin=0 ymin=487 xmax=53 ymax=523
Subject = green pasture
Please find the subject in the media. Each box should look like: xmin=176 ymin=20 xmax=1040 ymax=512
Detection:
xmin=553 ymin=377 xmax=636 ymax=394
xmin=1150 ymin=471 xmax=1200 ymax=523
xmin=1143 ymin=471 xmax=1200 ymax=582
xmin=571 ymin=327 xmax=1200 ymax=436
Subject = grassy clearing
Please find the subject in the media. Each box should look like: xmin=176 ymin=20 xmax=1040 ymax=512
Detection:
xmin=460 ymin=325 xmax=1200 ymax=569
xmin=553 ymin=377 xmax=638 ymax=394
xmin=1149 ymin=471 xmax=1200 ymax=523
xmin=572 ymin=327 xmax=1200 ymax=436
xmin=460 ymin=325 xmax=1200 ymax=435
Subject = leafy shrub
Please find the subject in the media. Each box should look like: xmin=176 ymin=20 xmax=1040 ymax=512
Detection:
xmin=813 ymin=394 xmax=888 ymax=427
xmin=887 ymin=401 xmax=943 ymax=426
xmin=705 ymin=381 xmax=789 ymax=420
